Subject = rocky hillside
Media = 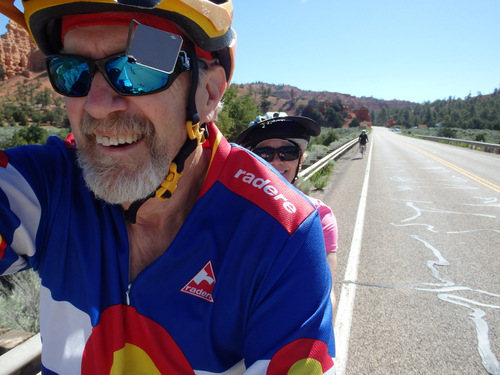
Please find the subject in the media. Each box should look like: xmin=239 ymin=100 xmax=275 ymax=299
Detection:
xmin=0 ymin=21 xmax=45 ymax=79
xmin=234 ymin=83 xmax=415 ymax=114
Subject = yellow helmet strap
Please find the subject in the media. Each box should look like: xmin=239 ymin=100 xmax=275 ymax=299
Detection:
xmin=123 ymin=43 xmax=206 ymax=223
xmin=155 ymin=120 xmax=206 ymax=200
xmin=154 ymin=41 xmax=205 ymax=200
xmin=123 ymin=119 xmax=206 ymax=223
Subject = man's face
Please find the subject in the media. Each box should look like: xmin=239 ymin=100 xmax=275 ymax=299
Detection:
xmin=62 ymin=24 xmax=189 ymax=204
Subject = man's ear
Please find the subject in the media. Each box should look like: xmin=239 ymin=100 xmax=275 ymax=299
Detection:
xmin=199 ymin=65 xmax=227 ymax=119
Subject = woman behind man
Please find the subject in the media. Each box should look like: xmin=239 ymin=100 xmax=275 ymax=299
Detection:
xmin=236 ymin=112 xmax=339 ymax=316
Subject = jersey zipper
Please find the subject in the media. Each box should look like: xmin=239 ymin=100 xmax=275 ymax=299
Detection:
xmin=126 ymin=283 xmax=132 ymax=305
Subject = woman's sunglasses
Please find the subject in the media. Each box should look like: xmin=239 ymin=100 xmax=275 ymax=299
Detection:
xmin=45 ymin=51 xmax=191 ymax=97
xmin=253 ymin=146 xmax=301 ymax=162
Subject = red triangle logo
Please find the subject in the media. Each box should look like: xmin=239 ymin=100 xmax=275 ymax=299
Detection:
xmin=180 ymin=261 xmax=216 ymax=303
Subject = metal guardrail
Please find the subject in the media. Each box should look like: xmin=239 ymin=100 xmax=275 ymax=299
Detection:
xmin=415 ymin=135 xmax=500 ymax=153
xmin=0 ymin=333 xmax=41 ymax=375
xmin=299 ymin=138 xmax=358 ymax=181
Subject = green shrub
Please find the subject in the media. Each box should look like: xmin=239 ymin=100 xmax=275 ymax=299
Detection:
xmin=475 ymin=133 xmax=486 ymax=142
xmin=309 ymin=161 xmax=334 ymax=189
xmin=0 ymin=271 xmax=40 ymax=333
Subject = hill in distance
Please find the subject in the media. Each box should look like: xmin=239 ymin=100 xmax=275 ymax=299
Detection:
xmin=233 ymin=82 xmax=416 ymax=113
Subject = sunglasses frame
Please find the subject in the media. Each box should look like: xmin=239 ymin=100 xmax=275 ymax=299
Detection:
xmin=252 ymin=145 xmax=301 ymax=163
xmin=45 ymin=50 xmax=191 ymax=97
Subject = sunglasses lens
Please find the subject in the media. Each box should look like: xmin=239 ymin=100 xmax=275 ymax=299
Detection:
xmin=254 ymin=146 xmax=300 ymax=162
xmin=105 ymin=56 xmax=171 ymax=95
xmin=47 ymin=56 xmax=90 ymax=96
xmin=254 ymin=148 xmax=274 ymax=162
xmin=281 ymin=146 xmax=300 ymax=161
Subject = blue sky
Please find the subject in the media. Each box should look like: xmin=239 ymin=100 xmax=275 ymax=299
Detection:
xmin=2 ymin=0 xmax=499 ymax=103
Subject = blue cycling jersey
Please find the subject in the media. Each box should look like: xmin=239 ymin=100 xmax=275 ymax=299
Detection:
xmin=0 ymin=122 xmax=335 ymax=374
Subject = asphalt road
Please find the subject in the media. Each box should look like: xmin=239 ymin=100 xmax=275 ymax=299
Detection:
xmin=309 ymin=127 xmax=500 ymax=375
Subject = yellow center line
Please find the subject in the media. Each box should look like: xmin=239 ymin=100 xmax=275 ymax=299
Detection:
xmin=401 ymin=141 xmax=500 ymax=194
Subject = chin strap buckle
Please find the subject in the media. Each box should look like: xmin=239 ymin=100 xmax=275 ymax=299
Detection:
xmin=155 ymin=121 xmax=207 ymax=201
xmin=156 ymin=162 xmax=182 ymax=201
xmin=186 ymin=120 xmax=207 ymax=145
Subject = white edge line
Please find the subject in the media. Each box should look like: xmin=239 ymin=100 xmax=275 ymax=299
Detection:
xmin=334 ymin=137 xmax=373 ymax=374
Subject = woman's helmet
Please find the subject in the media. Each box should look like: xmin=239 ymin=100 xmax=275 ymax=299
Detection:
xmin=0 ymin=0 xmax=236 ymax=82
xmin=235 ymin=112 xmax=320 ymax=184
xmin=235 ymin=112 xmax=320 ymax=150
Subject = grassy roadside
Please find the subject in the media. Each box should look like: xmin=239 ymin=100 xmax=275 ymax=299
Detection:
xmin=401 ymin=127 xmax=500 ymax=145
xmin=0 ymin=271 xmax=40 ymax=333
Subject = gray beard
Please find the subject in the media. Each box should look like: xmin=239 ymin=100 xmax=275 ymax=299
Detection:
xmin=76 ymin=113 xmax=170 ymax=204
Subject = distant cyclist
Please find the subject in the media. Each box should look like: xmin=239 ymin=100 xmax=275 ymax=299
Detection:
xmin=359 ymin=129 xmax=369 ymax=155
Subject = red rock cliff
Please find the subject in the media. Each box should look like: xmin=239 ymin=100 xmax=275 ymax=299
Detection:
xmin=0 ymin=20 xmax=45 ymax=79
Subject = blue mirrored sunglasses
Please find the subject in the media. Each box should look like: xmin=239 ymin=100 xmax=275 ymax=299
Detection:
xmin=45 ymin=51 xmax=191 ymax=97
xmin=253 ymin=146 xmax=301 ymax=162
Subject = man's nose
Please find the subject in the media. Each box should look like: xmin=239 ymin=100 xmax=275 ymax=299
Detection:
xmin=84 ymin=72 xmax=128 ymax=119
